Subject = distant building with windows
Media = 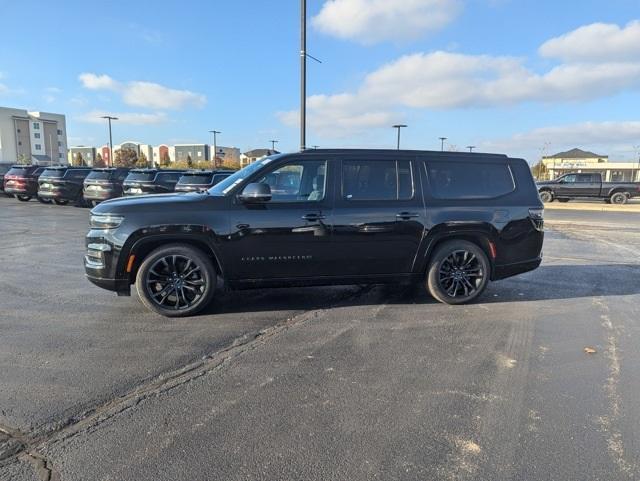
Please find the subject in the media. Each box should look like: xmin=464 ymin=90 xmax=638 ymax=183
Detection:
xmin=542 ymin=148 xmax=640 ymax=182
xmin=240 ymin=148 xmax=279 ymax=168
xmin=0 ymin=107 xmax=68 ymax=164
xmin=211 ymin=146 xmax=240 ymax=165
xmin=68 ymin=146 xmax=96 ymax=166
xmin=174 ymin=144 xmax=208 ymax=163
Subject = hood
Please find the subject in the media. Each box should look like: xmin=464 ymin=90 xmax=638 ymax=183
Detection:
xmin=91 ymin=192 xmax=211 ymax=214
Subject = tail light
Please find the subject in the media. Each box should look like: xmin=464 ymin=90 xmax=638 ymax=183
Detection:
xmin=529 ymin=208 xmax=544 ymax=230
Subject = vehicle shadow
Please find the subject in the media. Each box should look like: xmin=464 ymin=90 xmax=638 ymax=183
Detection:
xmin=202 ymin=263 xmax=640 ymax=315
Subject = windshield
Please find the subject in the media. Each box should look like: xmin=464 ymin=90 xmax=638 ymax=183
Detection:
xmin=126 ymin=172 xmax=156 ymax=182
xmin=40 ymin=169 xmax=65 ymax=178
xmin=85 ymin=170 xmax=114 ymax=181
xmin=179 ymin=174 xmax=213 ymax=185
xmin=209 ymin=156 xmax=281 ymax=195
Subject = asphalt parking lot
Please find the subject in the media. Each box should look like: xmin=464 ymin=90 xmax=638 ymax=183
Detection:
xmin=1 ymin=196 xmax=639 ymax=481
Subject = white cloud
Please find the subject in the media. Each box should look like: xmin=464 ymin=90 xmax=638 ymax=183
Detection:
xmin=79 ymin=73 xmax=120 ymax=90
xmin=78 ymin=110 xmax=168 ymax=125
xmin=540 ymin=20 xmax=640 ymax=62
xmin=0 ymin=83 xmax=8 ymax=94
xmin=279 ymin=20 xmax=640 ymax=137
xmin=122 ymin=81 xmax=206 ymax=110
xmin=78 ymin=73 xmax=206 ymax=110
xmin=312 ymin=0 xmax=461 ymax=44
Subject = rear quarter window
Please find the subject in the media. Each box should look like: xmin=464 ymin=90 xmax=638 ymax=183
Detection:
xmin=426 ymin=161 xmax=515 ymax=199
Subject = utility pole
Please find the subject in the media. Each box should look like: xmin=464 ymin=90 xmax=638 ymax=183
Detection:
xmin=300 ymin=0 xmax=307 ymax=151
xmin=270 ymin=139 xmax=279 ymax=152
xmin=209 ymin=130 xmax=221 ymax=168
xmin=101 ymin=116 xmax=118 ymax=167
xmin=392 ymin=125 xmax=407 ymax=150
xmin=439 ymin=137 xmax=447 ymax=152
xmin=467 ymin=145 xmax=475 ymax=153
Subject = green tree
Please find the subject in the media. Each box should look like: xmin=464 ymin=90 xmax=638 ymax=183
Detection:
xmin=114 ymin=148 xmax=138 ymax=167
xmin=17 ymin=154 xmax=30 ymax=165
xmin=139 ymin=151 xmax=149 ymax=167
xmin=94 ymin=153 xmax=106 ymax=168
xmin=74 ymin=152 xmax=86 ymax=166
xmin=160 ymin=151 xmax=171 ymax=167
xmin=187 ymin=154 xmax=193 ymax=168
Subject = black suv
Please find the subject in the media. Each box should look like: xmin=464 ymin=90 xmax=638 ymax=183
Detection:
xmin=3 ymin=165 xmax=48 ymax=202
xmin=122 ymin=169 xmax=184 ymax=196
xmin=83 ymin=167 xmax=130 ymax=205
xmin=174 ymin=170 xmax=235 ymax=193
xmin=38 ymin=166 xmax=92 ymax=205
xmin=0 ymin=163 xmax=13 ymax=195
xmin=85 ymin=149 xmax=544 ymax=317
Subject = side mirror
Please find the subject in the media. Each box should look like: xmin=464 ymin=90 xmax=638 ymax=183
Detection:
xmin=238 ymin=182 xmax=271 ymax=203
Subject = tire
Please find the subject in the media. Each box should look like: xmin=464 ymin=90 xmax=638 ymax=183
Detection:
xmin=54 ymin=199 xmax=69 ymax=205
xmin=558 ymin=198 xmax=569 ymax=203
xmin=135 ymin=244 xmax=216 ymax=317
xmin=37 ymin=197 xmax=52 ymax=204
xmin=16 ymin=195 xmax=31 ymax=202
xmin=610 ymin=192 xmax=628 ymax=205
xmin=427 ymin=240 xmax=490 ymax=305
xmin=539 ymin=191 xmax=553 ymax=203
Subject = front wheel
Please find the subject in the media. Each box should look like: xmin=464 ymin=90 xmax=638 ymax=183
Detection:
xmin=135 ymin=244 xmax=216 ymax=317
xmin=427 ymin=240 xmax=490 ymax=305
xmin=16 ymin=194 xmax=31 ymax=202
xmin=610 ymin=192 xmax=628 ymax=205
xmin=37 ymin=196 xmax=52 ymax=204
xmin=54 ymin=199 xmax=69 ymax=205
xmin=539 ymin=191 xmax=553 ymax=203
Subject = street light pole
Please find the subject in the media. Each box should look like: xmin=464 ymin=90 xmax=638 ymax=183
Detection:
xmin=270 ymin=139 xmax=279 ymax=152
xmin=209 ymin=130 xmax=221 ymax=168
xmin=300 ymin=0 xmax=307 ymax=151
xmin=467 ymin=145 xmax=475 ymax=153
xmin=392 ymin=125 xmax=407 ymax=150
xmin=101 ymin=116 xmax=118 ymax=167
xmin=439 ymin=137 xmax=447 ymax=152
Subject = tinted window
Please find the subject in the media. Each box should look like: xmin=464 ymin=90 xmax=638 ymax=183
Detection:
xmin=426 ymin=161 xmax=515 ymax=199
xmin=255 ymin=160 xmax=326 ymax=202
xmin=343 ymin=159 xmax=413 ymax=201
xmin=68 ymin=169 xmax=90 ymax=179
xmin=40 ymin=169 xmax=65 ymax=178
xmin=209 ymin=156 xmax=283 ymax=196
xmin=211 ymin=174 xmax=231 ymax=185
xmin=577 ymin=174 xmax=598 ymax=183
xmin=6 ymin=167 xmax=32 ymax=176
xmin=179 ymin=174 xmax=213 ymax=185
xmin=86 ymin=170 xmax=114 ymax=181
xmin=562 ymin=174 xmax=577 ymax=183
xmin=126 ymin=172 xmax=156 ymax=182
xmin=158 ymin=173 xmax=182 ymax=183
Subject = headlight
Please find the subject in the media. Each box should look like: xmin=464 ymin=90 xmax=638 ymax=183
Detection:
xmin=90 ymin=214 xmax=124 ymax=229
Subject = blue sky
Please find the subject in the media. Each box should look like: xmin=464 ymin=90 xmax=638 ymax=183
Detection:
xmin=1 ymin=0 xmax=639 ymax=162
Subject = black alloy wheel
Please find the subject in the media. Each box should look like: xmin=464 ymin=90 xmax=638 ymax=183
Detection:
xmin=610 ymin=192 xmax=628 ymax=205
xmin=136 ymin=244 xmax=216 ymax=317
xmin=37 ymin=196 xmax=52 ymax=204
xmin=427 ymin=240 xmax=490 ymax=305
xmin=16 ymin=194 xmax=31 ymax=202
xmin=54 ymin=199 xmax=69 ymax=205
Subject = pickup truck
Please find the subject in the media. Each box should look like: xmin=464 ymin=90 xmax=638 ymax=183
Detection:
xmin=536 ymin=173 xmax=640 ymax=204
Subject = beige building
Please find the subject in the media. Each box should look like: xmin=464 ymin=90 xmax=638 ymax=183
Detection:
xmin=542 ymin=148 xmax=640 ymax=182
xmin=0 ymin=107 xmax=67 ymax=164
xmin=240 ymin=148 xmax=279 ymax=168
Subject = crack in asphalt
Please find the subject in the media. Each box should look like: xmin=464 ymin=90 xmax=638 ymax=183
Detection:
xmin=0 ymin=285 xmax=371 ymax=480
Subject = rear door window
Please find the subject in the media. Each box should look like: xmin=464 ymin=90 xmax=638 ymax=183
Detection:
xmin=158 ymin=173 xmax=182 ymax=184
xmin=426 ymin=161 xmax=515 ymax=199
xmin=126 ymin=172 xmax=156 ymax=182
xmin=86 ymin=170 xmax=113 ymax=181
xmin=41 ymin=169 xmax=65 ymax=178
xmin=212 ymin=173 xmax=231 ymax=185
xmin=179 ymin=174 xmax=213 ymax=185
xmin=342 ymin=159 xmax=414 ymax=201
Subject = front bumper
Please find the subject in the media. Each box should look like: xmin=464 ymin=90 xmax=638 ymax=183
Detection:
xmin=86 ymin=274 xmax=131 ymax=294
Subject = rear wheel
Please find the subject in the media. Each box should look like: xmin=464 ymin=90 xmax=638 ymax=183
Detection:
xmin=37 ymin=196 xmax=52 ymax=204
xmin=539 ymin=191 xmax=553 ymax=203
xmin=54 ymin=199 xmax=69 ymax=205
xmin=16 ymin=194 xmax=31 ymax=202
xmin=135 ymin=244 xmax=216 ymax=317
xmin=610 ymin=192 xmax=628 ymax=205
xmin=427 ymin=240 xmax=490 ymax=305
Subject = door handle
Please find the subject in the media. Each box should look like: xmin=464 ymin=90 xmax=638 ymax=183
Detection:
xmin=302 ymin=213 xmax=325 ymax=221
xmin=396 ymin=212 xmax=420 ymax=220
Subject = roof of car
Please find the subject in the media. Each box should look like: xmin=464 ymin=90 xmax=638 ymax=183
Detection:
xmin=298 ymin=148 xmax=508 ymax=158
xmin=129 ymin=168 xmax=185 ymax=173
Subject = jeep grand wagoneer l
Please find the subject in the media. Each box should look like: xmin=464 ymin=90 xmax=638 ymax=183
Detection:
xmin=85 ymin=149 xmax=544 ymax=317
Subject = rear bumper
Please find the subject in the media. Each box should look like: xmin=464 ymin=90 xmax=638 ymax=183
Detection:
xmin=492 ymin=257 xmax=542 ymax=281
xmin=84 ymin=190 xmax=118 ymax=201
xmin=5 ymin=187 xmax=35 ymax=195
xmin=39 ymin=190 xmax=76 ymax=201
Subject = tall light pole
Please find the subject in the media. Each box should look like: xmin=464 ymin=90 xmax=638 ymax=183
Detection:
xmin=209 ymin=130 xmax=221 ymax=168
xmin=392 ymin=124 xmax=407 ymax=150
xmin=300 ymin=0 xmax=307 ymax=151
xmin=439 ymin=137 xmax=447 ymax=152
xmin=101 ymin=116 xmax=118 ymax=166
xmin=270 ymin=139 xmax=279 ymax=152
xmin=467 ymin=145 xmax=476 ymax=153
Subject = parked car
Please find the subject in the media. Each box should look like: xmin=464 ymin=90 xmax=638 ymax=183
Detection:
xmin=38 ymin=166 xmax=92 ymax=205
xmin=122 ymin=169 xmax=185 ymax=196
xmin=83 ymin=167 xmax=130 ymax=205
xmin=174 ymin=170 xmax=235 ymax=193
xmin=85 ymin=149 xmax=544 ymax=317
xmin=3 ymin=165 xmax=49 ymax=202
xmin=0 ymin=163 xmax=13 ymax=195
xmin=537 ymin=173 xmax=640 ymax=204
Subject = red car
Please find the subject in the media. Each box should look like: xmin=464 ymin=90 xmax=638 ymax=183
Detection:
xmin=3 ymin=165 xmax=50 ymax=203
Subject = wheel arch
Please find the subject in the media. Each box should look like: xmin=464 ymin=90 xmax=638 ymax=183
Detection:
xmin=607 ymin=187 xmax=630 ymax=197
